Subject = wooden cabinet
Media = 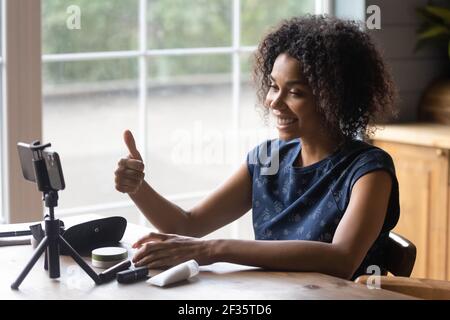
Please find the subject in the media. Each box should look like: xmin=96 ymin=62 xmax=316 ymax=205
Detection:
xmin=371 ymin=123 xmax=450 ymax=280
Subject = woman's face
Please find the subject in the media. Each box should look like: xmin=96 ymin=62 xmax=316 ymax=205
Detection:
xmin=265 ymin=53 xmax=323 ymax=141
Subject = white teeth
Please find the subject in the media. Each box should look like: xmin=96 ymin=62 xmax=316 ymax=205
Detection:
xmin=277 ymin=117 xmax=297 ymax=125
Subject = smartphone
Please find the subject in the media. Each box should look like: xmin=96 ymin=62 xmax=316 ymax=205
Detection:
xmin=17 ymin=143 xmax=36 ymax=182
xmin=17 ymin=143 xmax=65 ymax=191
xmin=44 ymin=151 xmax=65 ymax=191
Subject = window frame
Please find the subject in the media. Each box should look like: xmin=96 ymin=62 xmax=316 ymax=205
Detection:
xmin=2 ymin=0 xmax=43 ymax=223
xmin=3 ymin=0 xmax=331 ymax=224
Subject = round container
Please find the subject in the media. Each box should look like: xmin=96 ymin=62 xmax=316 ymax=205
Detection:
xmin=91 ymin=247 xmax=128 ymax=269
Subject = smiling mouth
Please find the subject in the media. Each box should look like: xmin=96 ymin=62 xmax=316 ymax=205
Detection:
xmin=277 ymin=117 xmax=298 ymax=128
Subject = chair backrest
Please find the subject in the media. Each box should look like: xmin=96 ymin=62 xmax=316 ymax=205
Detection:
xmin=386 ymin=232 xmax=417 ymax=277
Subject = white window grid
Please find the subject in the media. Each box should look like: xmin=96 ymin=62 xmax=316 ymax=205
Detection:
xmin=2 ymin=0 xmax=331 ymax=222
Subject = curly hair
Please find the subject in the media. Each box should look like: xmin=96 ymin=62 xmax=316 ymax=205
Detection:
xmin=252 ymin=15 xmax=397 ymax=140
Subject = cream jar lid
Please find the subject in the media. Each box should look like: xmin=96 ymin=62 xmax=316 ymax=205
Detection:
xmin=91 ymin=247 xmax=128 ymax=269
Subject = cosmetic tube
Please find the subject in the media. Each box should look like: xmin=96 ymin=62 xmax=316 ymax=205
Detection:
xmin=147 ymin=259 xmax=199 ymax=287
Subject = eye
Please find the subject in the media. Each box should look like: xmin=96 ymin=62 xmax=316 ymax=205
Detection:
xmin=289 ymin=90 xmax=303 ymax=97
xmin=269 ymin=84 xmax=279 ymax=91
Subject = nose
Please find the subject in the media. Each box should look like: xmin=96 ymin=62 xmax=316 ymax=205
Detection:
xmin=266 ymin=90 xmax=286 ymax=111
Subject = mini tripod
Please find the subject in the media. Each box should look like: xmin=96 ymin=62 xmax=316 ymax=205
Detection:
xmin=11 ymin=190 xmax=101 ymax=289
xmin=11 ymin=141 xmax=129 ymax=290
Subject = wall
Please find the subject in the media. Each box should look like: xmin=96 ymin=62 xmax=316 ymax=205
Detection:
xmin=366 ymin=0 xmax=448 ymax=122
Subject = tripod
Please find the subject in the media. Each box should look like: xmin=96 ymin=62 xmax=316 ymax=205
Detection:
xmin=11 ymin=141 xmax=103 ymax=290
xmin=12 ymin=141 xmax=131 ymax=290
xmin=11 ymin=190 xmax=101 ymax=289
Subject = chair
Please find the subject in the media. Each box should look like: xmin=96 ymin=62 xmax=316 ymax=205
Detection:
xmin=355 ymin=232 xmax=450 ymax=299
xmin=385 ymin=231 xmax=416 ymax=277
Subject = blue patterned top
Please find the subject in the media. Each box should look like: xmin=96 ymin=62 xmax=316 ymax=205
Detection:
xmin=246 ymin=138 xmax=399 ymax=280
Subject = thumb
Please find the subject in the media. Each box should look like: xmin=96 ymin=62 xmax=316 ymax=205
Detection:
xmin=123 ymin=130 xmax=142 ymax=161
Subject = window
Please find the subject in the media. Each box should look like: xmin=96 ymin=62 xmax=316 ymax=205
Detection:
xmin=0 ymin=0 xmax=331 ymax=222
xmin=0 ymin=0 xmax=327 ymax=228
xmin=0 ymin=0 xmax=338 ymax=222
xmin=42 ymin=0 xmax=141 ymax=222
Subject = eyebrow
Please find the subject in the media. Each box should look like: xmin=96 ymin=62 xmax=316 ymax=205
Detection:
xmin=269 ymin=75 xmax=307 ymax=85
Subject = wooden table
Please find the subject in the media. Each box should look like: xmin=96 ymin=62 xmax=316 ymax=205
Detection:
xmin=0 ymin=215 xmax=416 ymax=300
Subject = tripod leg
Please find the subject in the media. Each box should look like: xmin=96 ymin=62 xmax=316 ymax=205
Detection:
xmin=11 ymin=237 xmax=49 ymax=290
xmin=47 ymin=234 xmax=60 ymax=279
xmin=44 ymin=249 xmax=48 ymax=270
xmin=44 ymin=216 xmax=61 ymax=278
xmin=58 ymin=236 xmax=101 ymax=285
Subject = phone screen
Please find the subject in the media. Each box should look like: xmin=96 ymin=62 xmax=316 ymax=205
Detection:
xmin=17 ymin=142 xmax=65 ymax=190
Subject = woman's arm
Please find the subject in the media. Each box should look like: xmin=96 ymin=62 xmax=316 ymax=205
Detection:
xmin=133 ymin=170 xmax=392 ymax=279
xmin=116 ymin=129 xmax=252 ymax=237
xmin=214 ymin=170 xmax=393 ymax=279
xmin=130 ymin=163 xmax=252 ymax=237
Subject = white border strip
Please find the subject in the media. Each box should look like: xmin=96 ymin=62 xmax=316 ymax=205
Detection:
xmin=42 ymin=47 xmax=257 ymax=62
xmin=231 ymin=0 xmax=241 ymax=239
xmin=42 ymin=50 xmax=141 ymax=62
xmin=138 ymin=0 xmax=147 ymax=225
xmin=315 ymin=0 xmax=334 ymax=15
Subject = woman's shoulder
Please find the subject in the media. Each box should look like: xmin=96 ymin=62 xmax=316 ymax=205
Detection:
xmin=347 ymin=139 xmax=395 ymax=168
xmin=335 ymin=139 xmax=398 ymax=192
xmin=335 ymin=139 xmax=393 ymax=167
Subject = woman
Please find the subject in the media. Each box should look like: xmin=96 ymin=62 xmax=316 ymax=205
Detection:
xmin=114 ymin=15 xmax=398 ymax=280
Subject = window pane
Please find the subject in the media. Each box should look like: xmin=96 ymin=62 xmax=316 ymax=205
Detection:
xmin=241 ymin=0 xmax=316 ymax=46
xmin=239 ymin=52 xmax=276 ymax=160
xmin=42 ymin=59 xmax=139 ymax=214
xmin=42 ymin=0 xmax=139 ymax=54
xmin=147 ymin=0 xmax=232 ymax=49
xmin=147 ymin=54 xmax=235 ymax=196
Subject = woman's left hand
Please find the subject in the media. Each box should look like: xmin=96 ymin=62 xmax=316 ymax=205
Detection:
xmin=131 ymin=232 xmax=215 ymax=268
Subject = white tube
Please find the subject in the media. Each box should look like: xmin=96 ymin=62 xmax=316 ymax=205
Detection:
xmin=147 ymin=260 xmax=199 ymax=287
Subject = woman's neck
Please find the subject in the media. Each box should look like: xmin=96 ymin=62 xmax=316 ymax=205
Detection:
xmin=297 ymin=133 xmax=345 ymax=168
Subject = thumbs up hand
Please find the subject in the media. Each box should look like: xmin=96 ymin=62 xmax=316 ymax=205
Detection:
xmin=124 ymin=129 xmax=142 ymax=161
xmin=115 ymin=130 xmax=145 ymax=194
